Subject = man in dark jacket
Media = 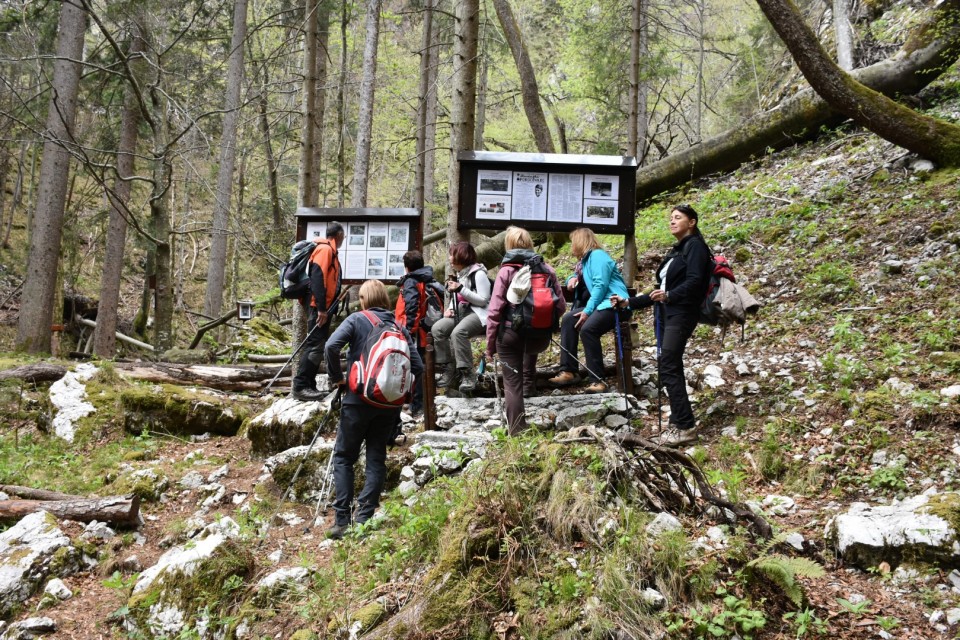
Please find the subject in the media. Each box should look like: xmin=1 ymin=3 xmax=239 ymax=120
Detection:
xmin=394 ymin=250 xmax=443 ymax=416
xmin=325 ymin=279 xmax=423 ymax=539
xmin=293 ymin=222 xmax=344 ymax=402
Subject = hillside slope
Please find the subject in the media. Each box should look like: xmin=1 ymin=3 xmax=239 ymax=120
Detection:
xmin=1 ymin=78 xmax=960 ymax=640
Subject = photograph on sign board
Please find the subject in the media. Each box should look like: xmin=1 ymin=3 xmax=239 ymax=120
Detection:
xmin=366 ymin=252 xmax=386 ymax=278
xmin=585 ymin=174 xmax=619 ymax=200
xmin=583 ymin=199 xmax=619 ymax=225
xmin=345 ymin=252 xmax=366 ymax=279
xmin=388 ymin=222 xmax=409 ymax=250
xmin=348 ymin=222 xmax=367 ymax=247
xmin=511 ymin=171 xmax=548 ymax=221
xmin=546 ymin=173 xmax=584 ymax=223
xmin=368 ymin=222 xmax=388 ymax=249
xmin=476 ymin=195 xmax=511 ymax=220
xmin=387 ymin=252 xmax=404 ymax=278
xmin=305 ymin=221 xmax=324 ymax=239
xmin=477 ymin=169 xmax=513 ymax=195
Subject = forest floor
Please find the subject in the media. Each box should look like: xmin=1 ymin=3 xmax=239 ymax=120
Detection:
xmin=2 ymin=82 xmax=960 ymax=640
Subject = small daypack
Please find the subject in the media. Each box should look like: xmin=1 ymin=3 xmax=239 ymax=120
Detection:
xmin=686 ymin=248 xmax=761 ymax=341
xmin=699 ymin=254 xmax=736 ymax=326
xmin=419 ymin=281 xmax=444 ymax=331
xmin=348 ymin=311 xmax=414 ymax=409
xmin=279 ymin=240 xmax=318 ymax=300
xmin=505 ymin=256 xmax=561 ymax=332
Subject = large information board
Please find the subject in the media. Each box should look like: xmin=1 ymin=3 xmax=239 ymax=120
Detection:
xmin=295 ymin=208 xmax=421 ymax=285
xmin=458 ymin=151 xmax=637 ymax=234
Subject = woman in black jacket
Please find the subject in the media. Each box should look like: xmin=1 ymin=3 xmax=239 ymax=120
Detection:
xmin=611 ymin=204 xmax=711 ymax=446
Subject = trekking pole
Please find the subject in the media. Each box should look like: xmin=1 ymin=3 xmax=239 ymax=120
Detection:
xmin=654 ymin=302 xmax=664 ymax=433
xmin=549 ymin=336 xmax=606 ymax=385
xmin=262 ymin=321 xmax=320 ymax=395
xmin=491 ymin=356 xmax=508 ymax=428
xmin=257 ymin=387 xmax=343 ymax=544
xmin=613 ymin=310 xmax=632 ymax=416
xmin=263 ymin=288 xmax=352 ymax=395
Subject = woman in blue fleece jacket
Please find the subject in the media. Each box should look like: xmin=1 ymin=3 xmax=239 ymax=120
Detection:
xmin=548 ymin=227 xmax=629 ymax=393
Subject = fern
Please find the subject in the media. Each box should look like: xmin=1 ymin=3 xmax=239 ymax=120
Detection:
xmin=745 ymin=534 xmax=825 ymax=607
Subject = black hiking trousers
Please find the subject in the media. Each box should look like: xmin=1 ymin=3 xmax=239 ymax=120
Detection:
xmin=332 ymin=401 xmax=397 ymax=526
xmin=659 ymin=312 xmax=699 ymax=430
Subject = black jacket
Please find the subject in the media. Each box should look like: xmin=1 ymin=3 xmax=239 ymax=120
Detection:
xmin=325 ymin=308 xmax=424 ymax=407
xmin=628 ymin=234 xmax=711 ymax=318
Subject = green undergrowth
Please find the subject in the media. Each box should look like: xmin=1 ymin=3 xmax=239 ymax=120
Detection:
xmin=294 ymin=431 xmax=819 ymax=639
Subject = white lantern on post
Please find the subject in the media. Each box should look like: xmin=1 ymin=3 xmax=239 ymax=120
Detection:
xmin=236 ymin=300 xmax=254 ymax=321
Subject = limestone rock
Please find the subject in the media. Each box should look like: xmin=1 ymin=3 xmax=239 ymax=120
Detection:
xmin=0 ymin=616 xmax=56 ymax=639
xmin=121 ymin=385 xmax=248 ymax=439
xmin=247 ymin=395 xmax=339 ymax=457
xmin=49 ymin=363 xmax=98 ymax=443
xmin=0 ymin=512 xmax=78 ymax=618
xmin=263 ymin=443 xmax=334 ymax=503
xmin=646 ymin=513 xmax=682 ymax=537
xmin=824 ymin=494 xmax=960 ymax=569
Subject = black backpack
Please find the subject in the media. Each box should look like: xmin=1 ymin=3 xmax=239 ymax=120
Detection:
xmin=420 ymin=281 xmax=445 ymax=331
xmin=279 ymin=240 xmax=317 ymax=300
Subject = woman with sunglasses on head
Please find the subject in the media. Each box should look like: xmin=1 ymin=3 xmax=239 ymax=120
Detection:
xmin=611 ymin=204 xmax=712 ymax=446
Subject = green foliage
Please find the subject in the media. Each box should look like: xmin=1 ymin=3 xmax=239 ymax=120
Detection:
xmin=782 ymin=608 xmax=828 ymax=637
xmin=686 ymin=586 xmax=767 ymax=639
xmin=867 ymin=464 xmax=908 ymax=492
xmin=745 ymin=533 xmax=825 ymax=607
xmin=803 ymin=262 xmax=857 ymax=302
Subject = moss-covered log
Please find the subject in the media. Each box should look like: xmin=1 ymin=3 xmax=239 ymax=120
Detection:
xmin=637 ymin=0 xmax=960 ymax=200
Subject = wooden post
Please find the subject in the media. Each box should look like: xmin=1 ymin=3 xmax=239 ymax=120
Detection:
xmin=616 ymin=314 xmax=635 ymax=396
xmin=423 ymin=333 xmax=437 ymax=431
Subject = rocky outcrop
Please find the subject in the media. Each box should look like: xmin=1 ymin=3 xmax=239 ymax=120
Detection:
xmin=49 ymin=364 xmax=98 ymax=443
xmin=246 ymin=395 xmax=339 ymax=457
xmin=125 ymin=518 xmax=253 ymax=638
xmin=0 ymin=512 xmax=79 ymax=619
xmin=121 ymin=385 xmax=248 ymax=438
xmin=434 ymin=393 xmax=637 ymax=433
xmin=825 ymin=493 xmax=960 ymax=569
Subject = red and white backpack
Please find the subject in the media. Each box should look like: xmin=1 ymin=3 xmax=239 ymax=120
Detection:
xmin=347 ymin=311 xmax=414 ymax=408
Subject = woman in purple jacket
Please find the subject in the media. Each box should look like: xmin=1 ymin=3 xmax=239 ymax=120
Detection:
xmin=485 ymin=226 xmax=566 ymax=435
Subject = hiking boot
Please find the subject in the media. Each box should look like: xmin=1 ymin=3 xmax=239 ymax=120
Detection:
xmin=584 ymin=381 xmax=608 ymax=394
xmin=548 ymin=371 xmax=577 ymax=386
xmin=523 ymin=384 xmax=536 ymax=398
xmin=651 ymin=424 xmax=700 ymax=447
xmin=293 ymin=387 xmax=324 ymax=402
xmin=458 ymin=367 xmax=478 ymax=394
xmin=436 ymin=363 xmax=457 ymax=388
xmin=326 ymin=523 xmax=349 ymax=540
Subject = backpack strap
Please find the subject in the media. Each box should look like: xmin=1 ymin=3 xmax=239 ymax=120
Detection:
xmin=360 ymin=309 xmax=381 ymax=327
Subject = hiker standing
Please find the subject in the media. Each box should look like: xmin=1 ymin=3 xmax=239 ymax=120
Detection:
xmin=485 ymin=226 xmax=565 ymax=435
xmin=325 ymin=279 xmax=423 ymax=539
xmin=394 ymin=250 xmax=443 ymax=415
xmin=548 ymin=227 xmax=629 ymax=394
xmin=431 ymin=241 xmax=491 ymax=394
xmin=611 ymin=204 xmax=711 ymax=446
xmin=292 ymin=222 xmax=345 ymax=402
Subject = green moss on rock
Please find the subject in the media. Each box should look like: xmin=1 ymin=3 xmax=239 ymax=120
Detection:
xmin=120 ymin=384 xmax=247 ymax=437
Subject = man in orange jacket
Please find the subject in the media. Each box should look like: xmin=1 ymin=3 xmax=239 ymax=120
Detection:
xmin=293 ymin=222 xmax=345 ymax=401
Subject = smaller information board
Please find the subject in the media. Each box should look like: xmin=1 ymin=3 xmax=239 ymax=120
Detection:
xmin=296 ymin=208 xmax=421 ymax=285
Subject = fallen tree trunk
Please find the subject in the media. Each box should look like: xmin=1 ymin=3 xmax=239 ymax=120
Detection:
xmin=0 ymin=495 xmax=141 ymax=528
xmin=636 ymin=3 xmax=960 ymax=201
xmin=0 ymin=363 xmax=68 ymax=383
xmin=0 ymin=485 xmax=83 ymax=501
xmin=116 ymin=362 xmax=283 ymax=391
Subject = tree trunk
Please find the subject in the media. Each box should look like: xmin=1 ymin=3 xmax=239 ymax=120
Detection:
xmin=833 ymin=0 xmax=854 ymax=70
xmin=424 ymin=13 xmax=440 ymax=222
xmin=491 ymin=0 xmax=554 ymax=154
xmin=474 ymin=50 xmax=487 ymax=150
xmin=635 ymin=1 xmax=960 ymax=201
xmin=16 ymin=1 xmax=87 ymax=353
xmin=299 ymin=0 xmax=319 ymax=208
xmin=753 ymin=0 xmax=960 ymax=166
xmin=336 ymin=0 xmax=349 ymax=207
xmin=351 ymin=0 xmax=381 ymax=208
xmin=0 ymin=363 xmax=68 ymax=383
xmin=94 ymin=29 xmax=145 ymax=359
xmin=203 ymin=0 xmax=248 ymax=320
xmin=0 ymin=496 xmax=141 ymax=528
xmin=413 ymin=0 xmax=435 ymax=234
xmin=447 ymin=0 xmax=479 ymax=249
xmin=258 ymin=82 xmax=282 ymax=229
xmin=311 ymin=0 xmax=332 ymax=205
xmin=0 ymin=485 xmax=80 ymax=501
